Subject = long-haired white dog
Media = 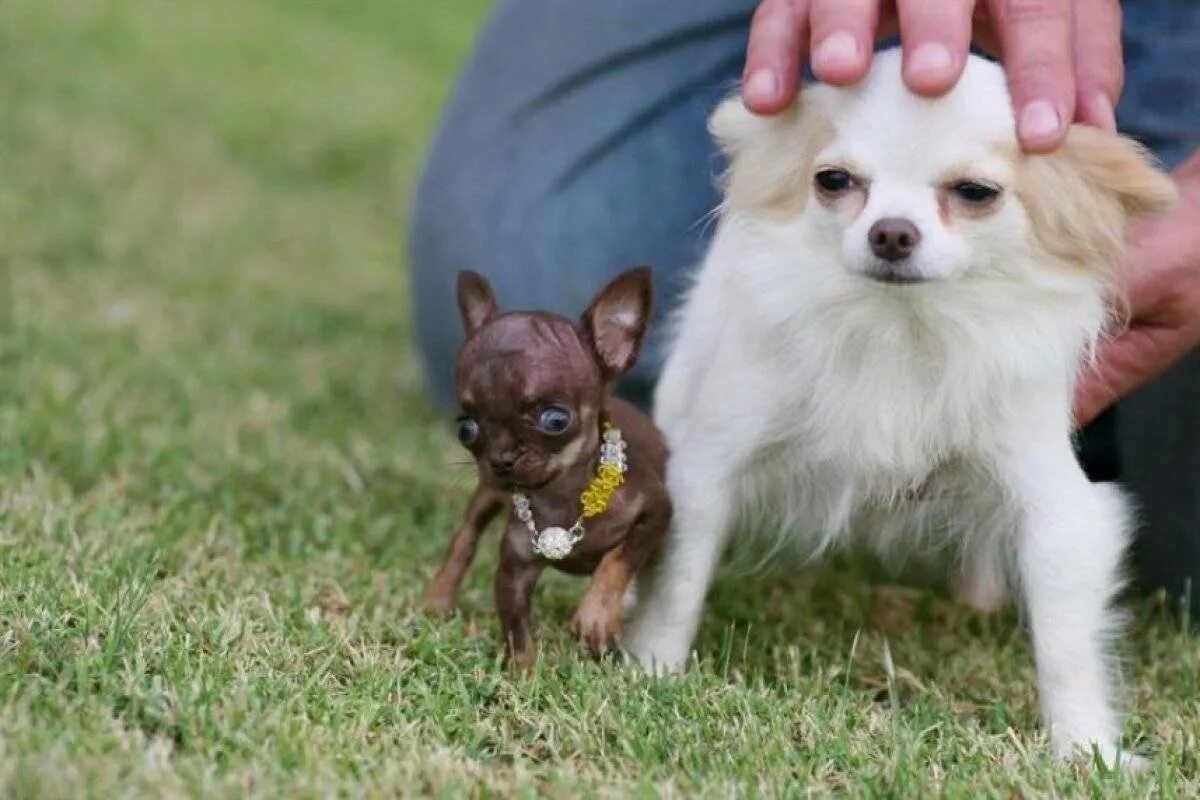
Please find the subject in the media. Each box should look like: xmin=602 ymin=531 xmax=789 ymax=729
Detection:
xmin=624 ymin=50 xmax=1175 ymax=764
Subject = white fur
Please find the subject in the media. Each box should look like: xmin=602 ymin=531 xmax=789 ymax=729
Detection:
xmin=625 ymin=51 xmax=1149 ymax=766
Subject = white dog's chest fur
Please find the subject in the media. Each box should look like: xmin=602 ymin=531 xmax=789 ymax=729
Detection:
xmin=723 ymin=274 xmax=1031 ymax=557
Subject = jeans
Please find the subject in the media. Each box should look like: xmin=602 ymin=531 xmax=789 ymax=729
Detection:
xmin=408 ymin=0 xmax=1200 ymax=612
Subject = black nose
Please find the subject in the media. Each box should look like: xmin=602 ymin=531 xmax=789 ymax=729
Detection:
xmin=490 ymin=454 xmax=517 ymax=475
xmin=868 ymin=218 xmax=921 ymax=262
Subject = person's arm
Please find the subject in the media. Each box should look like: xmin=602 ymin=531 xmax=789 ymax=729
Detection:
xmin=740 ymin=0 xmax=1122 ymax=151
xmin=1074 ymin=149 xmax=1200 ymax=425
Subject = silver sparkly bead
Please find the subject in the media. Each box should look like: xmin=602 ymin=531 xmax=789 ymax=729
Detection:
xmin=533 ymin=526 xmax=575 ymax=560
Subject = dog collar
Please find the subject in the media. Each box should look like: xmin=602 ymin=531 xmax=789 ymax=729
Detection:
xmin=511 ymin=423 xmax=628 ymax=560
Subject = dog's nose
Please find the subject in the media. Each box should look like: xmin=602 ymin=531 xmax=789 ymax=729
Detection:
xmin=490 ymin=454 xmax=517 ymax=475
xmin=868 ymin=218 xmax=921 ymax=262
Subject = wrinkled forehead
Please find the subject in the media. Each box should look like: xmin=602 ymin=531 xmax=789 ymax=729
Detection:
xmin=811 ymin=52 xmax=1018 ymax=181
xmin=456 ymin=314 xmax=600 ymax=405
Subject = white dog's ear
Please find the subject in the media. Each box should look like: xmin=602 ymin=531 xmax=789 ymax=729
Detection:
xmin=1020 ymin=126 xmax=1177 ymax=275
xmin=709 ymin=92 xmax=831 ymax=216
xmin=708 ymin=94 xmax=781 ymax=156
xmin=456 ymin=270 xmax=498 ymax=335
xmin=582 ymin=266 xmax=653 ymax=381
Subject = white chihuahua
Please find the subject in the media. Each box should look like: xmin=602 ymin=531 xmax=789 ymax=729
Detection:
xmin=624 ymin=50 xmax=1175 ymax=765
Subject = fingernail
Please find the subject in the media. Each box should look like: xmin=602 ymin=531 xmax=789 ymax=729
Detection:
xmin=1018 ymin=99 xmax=1062 ymax=143
xmin=907 ymin=43 xmax=953 ymax=79
xmin=1090 ymin=92 xmax=1116 ymax=132
xmin=814 ymin=31 xmax=860 ymax=70
xmin=744 ymin=68 xmax=779 ymax=101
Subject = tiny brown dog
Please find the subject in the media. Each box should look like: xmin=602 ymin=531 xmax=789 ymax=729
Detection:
xmin=424 ymin=267 xmax=671 ymax=671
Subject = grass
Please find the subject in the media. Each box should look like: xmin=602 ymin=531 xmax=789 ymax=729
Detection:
xmin=1 ymin=1 xmax=1197 ymax=796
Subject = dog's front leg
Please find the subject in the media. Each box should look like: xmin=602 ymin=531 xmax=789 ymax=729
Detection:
xmin=1005 ymin=437 xmax=1133 ymax=765
xmin=622 ymin=461 xmax=733 ymax=673
xmin=575 ymin=495 xmax=671 ymax=656
xmin=425 ymin=485 xmax=505 ymax=616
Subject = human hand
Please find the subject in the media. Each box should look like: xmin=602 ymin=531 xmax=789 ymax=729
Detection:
xmin=741 ymin=0 xmax=1122 ymax=152
xmin=1074 ymin=152 xmax=1200 ymax=426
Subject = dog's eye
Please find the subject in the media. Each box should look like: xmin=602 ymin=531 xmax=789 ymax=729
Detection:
xmin=456 ymin=416 xmax=480 ymax=446
xmin=814 ymin=169 xmax=855 ymax=194
xmin=537 ymin=406 xmax=572 ymax=435
xmin=950 ymin=180 xmax=1001 ymax=204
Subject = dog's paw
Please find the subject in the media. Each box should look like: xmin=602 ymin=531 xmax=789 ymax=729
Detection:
xmin=1057 ymin=740 xmax=1149 ymax=772
xmin=620 ymin=619 xmax=690 ymax=675
xmin=510 ymin=645 xmax=538 ymax=676
xmin=572 ymin=597 xmax=622 ymax=656
xmin=1112 ymin=751 xmax=1151 ymax=772
xmin=423 ymin=591 xmax=456 ymax=619
xmin=1088 ymin=746 xmax=1150 ymax=773
xmin=502 ymin=630 xmax=538 ymax=676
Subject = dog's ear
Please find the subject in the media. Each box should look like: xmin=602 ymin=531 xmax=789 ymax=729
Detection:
xmin=456 ymin=270 xmax=498 ymax=335
xmin=1019 ymin=126 xmax=1177 ymax=275
xmin=582 ymin=267 xmax=653 ymax=381
xmin=709 ymin=93 xmax=780 ymax=157
xmin=709 ymin=91 xmax=832 ymax=216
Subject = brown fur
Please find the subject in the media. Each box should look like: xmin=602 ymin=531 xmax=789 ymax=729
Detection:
xmin=571 ymin=547 xmax=634 ymax=653
xmin=424 ymin=485 xmax=505 ymax=617
xmin=424 ymin=268 xmax=672 ymax=671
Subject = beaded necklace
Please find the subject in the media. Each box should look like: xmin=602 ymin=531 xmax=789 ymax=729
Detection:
xmin=511 ymin=423 xmax=628 ymax=560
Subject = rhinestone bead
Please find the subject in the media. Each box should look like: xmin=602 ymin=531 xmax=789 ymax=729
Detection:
xmin=533 ymin=526 xmax=574 ymax=560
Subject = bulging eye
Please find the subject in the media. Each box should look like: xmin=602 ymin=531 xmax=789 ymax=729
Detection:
xmin=814 ymin=168 xmax=855 ymax=194
xmin=950 ymin=180 xmax=1001 ymax=204
xmin=537 ymin=406 xmax=572 ymax=435
xmin=457 ymin=416 xmax=480 ymax=446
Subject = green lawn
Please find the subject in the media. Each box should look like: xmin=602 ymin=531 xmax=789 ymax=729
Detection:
xmin=2 ymin=1 xmax=1197 ymax=796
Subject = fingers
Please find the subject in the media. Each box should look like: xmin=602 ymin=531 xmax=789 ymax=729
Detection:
xmin=744 ymin=0 xmax=1114 ymax=142
xmin=1072 ymin=0 xmax=1123 ymax=131
xmin=897 ymin=0 xmax=975 ymax=95
xmin=808 ymin=0 xmax=878 ymax=86
xmin=988 ymin=0 xmax=1075 ymax=152
xmin=743 ymin=0 xmax=810 ymax=113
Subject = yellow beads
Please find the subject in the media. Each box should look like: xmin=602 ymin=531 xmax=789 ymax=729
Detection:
xmin=580 ymin=462 xmax=624 ymax=517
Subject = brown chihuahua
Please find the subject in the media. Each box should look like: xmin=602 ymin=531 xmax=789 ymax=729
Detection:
xmin=424 ymin=267 xmax=671 ymax=671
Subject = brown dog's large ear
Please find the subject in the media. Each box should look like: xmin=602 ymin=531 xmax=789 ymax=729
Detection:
xmin=1020 ymin=126 xmax=1177 ymax=275
xmin=456 ymin=270 xmax=498 ymax=335
xmin=582 ymin=267 xmax=653 ymax=381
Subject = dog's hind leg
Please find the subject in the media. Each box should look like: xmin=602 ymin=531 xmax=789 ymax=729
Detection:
xmin=955 ymin=529 xmax=1011 ymax=613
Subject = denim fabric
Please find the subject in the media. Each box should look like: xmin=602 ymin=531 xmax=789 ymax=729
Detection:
xmin=407 ymin=0 xmax=1199 ymax=608
xmin=1120 ymin=1 xmax=1200 ymax=168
